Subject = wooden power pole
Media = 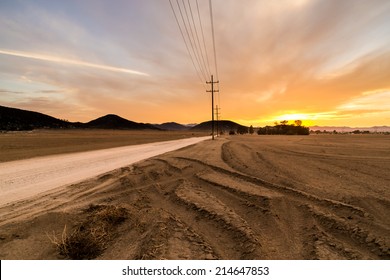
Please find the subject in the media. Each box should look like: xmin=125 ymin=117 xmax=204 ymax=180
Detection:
xmin=215 ymin=105 xmax=220 ymax=137
xmin=206 ymin=75 xmax=219 ymax=140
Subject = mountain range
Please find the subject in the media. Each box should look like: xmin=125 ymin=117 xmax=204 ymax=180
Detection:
xmin=0 ymin=105 xmax=244 ymax=132
xmin=0 ymin=105 xmax=72 ymax=130
xmin=153 ymin=122 xmax=192 ymax=131
xmin=310 ymin=125 xmax=390 ymax=133
xmin=190 ymin=120 xmax=248 ymax=133
xmin=0 ymin=105 xmax=167 ymax=131
xmin=2 ymin=105 xmax=388 ymax=132
xmin=84 ymin=114 xmax=158 ymax=130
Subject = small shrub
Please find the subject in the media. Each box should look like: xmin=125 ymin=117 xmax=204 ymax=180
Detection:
xmin=48 ymin=205 xmax=128 ymax=259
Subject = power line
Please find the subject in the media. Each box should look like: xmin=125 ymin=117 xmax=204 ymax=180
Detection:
xmin=169 ymin=0 xmax=205 ymax=86
xmin=188 ymin=0 xmax=211 ymax=78
xmin=170 ymin=0 xmax=221 ymax=139
xmin=208 ymin=0 xmax=220 ymax=118
xmin=169 ymin=0 xmax=219 ymax=85
xmin=169 ymin=0 xmax=218 ymax=87
xmin=181 ymin=0 xmax=208 ymax=81
xmin=177 ymin=0 xmax=207 ymax=82
xmin=209 ymin=0 xmax=219 ymax=80
xmin=195 ymin=0 xmax=212 ymax=78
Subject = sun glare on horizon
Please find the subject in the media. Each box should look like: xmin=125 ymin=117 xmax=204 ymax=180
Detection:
xmin=273 ymin=113 xmax=315 ymax=126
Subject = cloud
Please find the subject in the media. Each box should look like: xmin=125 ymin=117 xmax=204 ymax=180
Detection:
xmin=213 ymin=0 xmax=390 ymax=125
xmin=0 ymin=89 xmax=24 ymax=94
xmin=255 ymin=83 xmax=287 ymax=103
xmin=338 ymin=90 xmax=390 ymax=111
xmin=0 ymin=51 xmax=206 ymax=122
xmin=1 ymin=0 xmax=390 ymax=125
xmin=0 ymin=49 xmax=149 ymax=76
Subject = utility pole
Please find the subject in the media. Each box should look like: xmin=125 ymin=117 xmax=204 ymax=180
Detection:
xmin=215 ymin=105 xmax=221 ymax=137
xmin=206 ymin=74 xmax=219 ymax=140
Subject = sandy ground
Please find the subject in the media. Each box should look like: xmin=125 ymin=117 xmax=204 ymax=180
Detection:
xmin=0 ymin=136 xmax=210 ymax=207
xmin=0 ymin=129 xmax=207 ymax=162
xmin=0 ymin=134 xmax=389 ymax=259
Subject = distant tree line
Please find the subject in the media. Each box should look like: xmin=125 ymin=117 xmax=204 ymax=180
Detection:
xmin=257 ymin=120 xmax=309 ymax=135
xmin=311 ymin=129 xmax=389 ymax=135
xmin=226 ymin=120 xmax=309 ymax=135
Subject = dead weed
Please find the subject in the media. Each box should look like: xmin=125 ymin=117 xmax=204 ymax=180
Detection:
xmin=48 ymin=204 xmax=128 ymax=259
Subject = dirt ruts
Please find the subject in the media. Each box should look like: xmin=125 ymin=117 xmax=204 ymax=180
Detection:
xmin=0 ymin=135 xmax=389 ymax=259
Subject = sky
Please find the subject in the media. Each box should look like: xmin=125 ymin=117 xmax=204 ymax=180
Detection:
xmin=0 ymin=0 xmax=390 ymax=127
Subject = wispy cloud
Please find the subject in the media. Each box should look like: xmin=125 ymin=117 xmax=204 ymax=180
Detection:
xmin=0 ymin=49 xmax=149 ymax=76
xmin=0 ymin=89 xmax=24 ymax=94
xmin=338 ymin=90 xmax=390 ymax=111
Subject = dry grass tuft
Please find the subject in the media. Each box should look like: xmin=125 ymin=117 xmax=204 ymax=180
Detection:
xmin=48 ymin=204 xmax=128 ymax=259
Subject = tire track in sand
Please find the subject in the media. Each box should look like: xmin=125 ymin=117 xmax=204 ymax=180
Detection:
xmin=0 ymin=136 xmax=388 ymax=259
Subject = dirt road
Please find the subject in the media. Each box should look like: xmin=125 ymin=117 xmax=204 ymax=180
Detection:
xmin=0 ymin=135 xmax=389 ymax=259
xmin=0 ymin=136 xmax=209 ymax=206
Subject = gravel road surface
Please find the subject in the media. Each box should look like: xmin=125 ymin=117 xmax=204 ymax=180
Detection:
xmin=0 ymin=136 xmax=209 ymax=206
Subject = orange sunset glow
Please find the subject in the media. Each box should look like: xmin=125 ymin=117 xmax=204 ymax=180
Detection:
xmin=0 ymin=0 xmax=389 ymax=127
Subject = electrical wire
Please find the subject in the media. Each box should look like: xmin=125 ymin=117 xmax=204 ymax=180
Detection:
xmin=209 ymin=0 xmax=219 ymax=80
xmin=169 ymin=0 xmax=220 ymax=93
xmin=196 ymin=0 xmax=212 ymax=78
xmin=181 ymin=0 xmax=207 ymax=81
xmin=188 ymin=0 xmax=211 ymax=78
xmin=177 ymin=0 xmax=206 ymax=82
xmin=208 ymin=0 xmax=220 ymax=114
xmin=169 ymin=0 xmax=206 ymax=87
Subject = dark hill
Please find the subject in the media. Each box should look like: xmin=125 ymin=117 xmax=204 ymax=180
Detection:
xmin=153 ymin=122 xmax=189 ymax=131
xmin=0 ymin=105 xmax=72 ymax=130
xmin=0 ymin=105 xmax=160 ymax=131
xmin=85 ymin=114 xmax=159 ymax=130
xmin=191 ymin=120 xmax=248 ymax=133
